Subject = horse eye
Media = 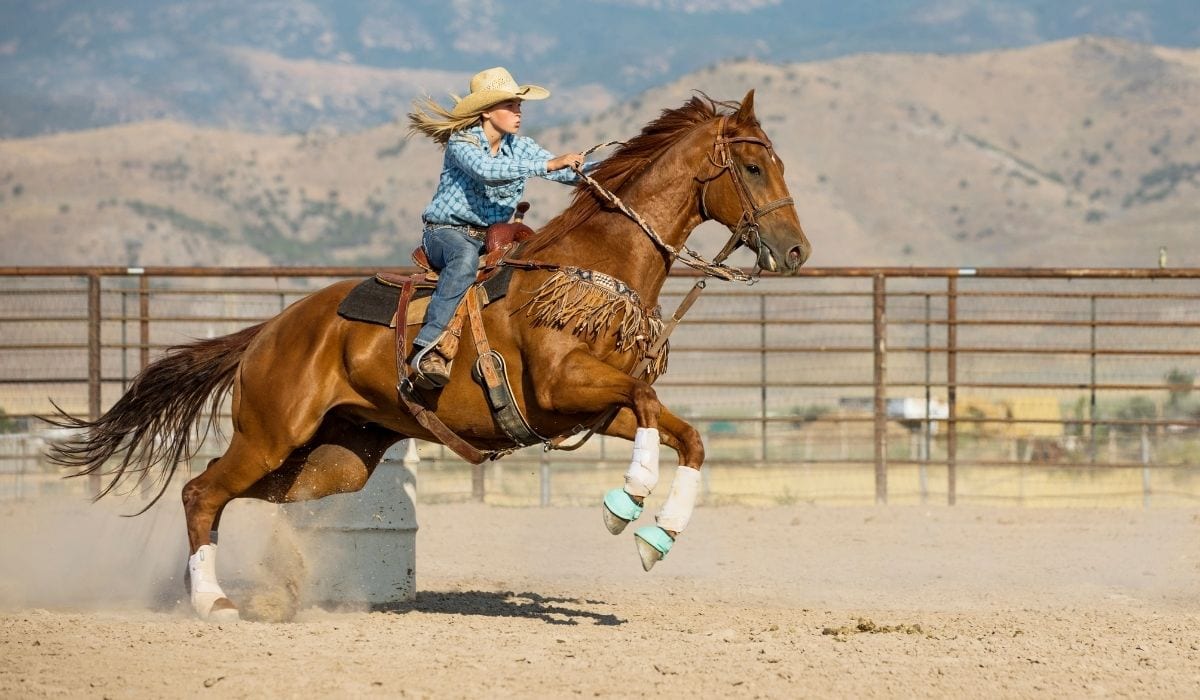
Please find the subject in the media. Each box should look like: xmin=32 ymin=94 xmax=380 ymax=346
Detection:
xmin=745 ymin=163 xmax=762 ymax=175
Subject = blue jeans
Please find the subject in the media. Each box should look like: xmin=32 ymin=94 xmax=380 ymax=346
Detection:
xmin=414 ymin=226 xmax=484 ymax=349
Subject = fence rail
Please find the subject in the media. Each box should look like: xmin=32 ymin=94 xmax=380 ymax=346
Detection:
xmin=2 ymin=265 xmax=1199 ymax=507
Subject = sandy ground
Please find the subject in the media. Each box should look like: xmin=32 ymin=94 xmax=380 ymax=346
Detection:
xmin=2 ymin=497 xmax=1199 ymax=698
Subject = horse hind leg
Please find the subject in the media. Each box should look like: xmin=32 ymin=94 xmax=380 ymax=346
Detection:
xmin=181 ymin=428 xmax=303 ymax=622
xmin=183 ymin=418 xmax=400 ymax=621
xmin=180 ymin=422 xmax=329 ymax=621
xmin=239 ymin=421 xmax=400 ymax=622
xmin=239 ymin=419 xmax=400 ymax=504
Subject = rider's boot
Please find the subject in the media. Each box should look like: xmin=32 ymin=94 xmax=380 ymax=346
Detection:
xmin=409 ymin=314 xmax=465 ymax=390
xmin=411 ymin=344 xmax=452 ymax=389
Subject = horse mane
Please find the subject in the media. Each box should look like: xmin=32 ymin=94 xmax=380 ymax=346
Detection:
xmin=522 ymin=93 xmax=748 ymax=257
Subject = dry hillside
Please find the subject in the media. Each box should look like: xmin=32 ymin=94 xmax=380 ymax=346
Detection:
xmin=1 ymin=37 xmax=1197 ymax=269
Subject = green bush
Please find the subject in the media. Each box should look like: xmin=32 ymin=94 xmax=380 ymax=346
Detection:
xmin=0 ymin=407 xmax=21 ymax=433
xmin=1113 ymin=396 xmax=1157 ymax=436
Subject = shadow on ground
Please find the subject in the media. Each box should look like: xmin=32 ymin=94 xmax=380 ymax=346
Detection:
xmin=375 ymin=590 xmax=625 ymax=626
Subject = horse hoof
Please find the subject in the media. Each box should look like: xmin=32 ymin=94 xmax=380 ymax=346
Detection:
xmin=634 ymin=526 xmax=674 ymax=572
xmin=196 ymin=596 xmax=240 ymax=623
xmin=602 ymin=507 xmax=630 ymax=535
xmin=602 ymin=488 xmax=643 ymax=535
xmin=208 ymin=606 xmax=241 ymax=624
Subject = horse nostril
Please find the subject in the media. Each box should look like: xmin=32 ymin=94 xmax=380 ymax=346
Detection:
xmin=787 ymin=245 xmax=807 ymax=267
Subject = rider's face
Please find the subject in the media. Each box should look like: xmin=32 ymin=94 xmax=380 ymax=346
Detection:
xmin=483 ymin=100 xmax=522 ymax=135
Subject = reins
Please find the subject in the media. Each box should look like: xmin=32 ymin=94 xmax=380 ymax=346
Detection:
xmin=545 ymin=116 xmax=792 ymax=451
xmin=570 ymin=134 xmax=753 ymax=283
xmin=571 ymin=116 xmax=792 ymax=282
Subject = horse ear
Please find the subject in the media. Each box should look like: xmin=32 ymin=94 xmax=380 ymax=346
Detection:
xmin=734 ymin=89 xmax=757 ymax=124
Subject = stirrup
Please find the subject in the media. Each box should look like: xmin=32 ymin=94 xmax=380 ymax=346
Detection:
xmin=411 ymin=344 xmax=451 ymax=390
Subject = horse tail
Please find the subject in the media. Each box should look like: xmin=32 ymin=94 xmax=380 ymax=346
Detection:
xmin=45 ymin=322 xmax=268 ymax=515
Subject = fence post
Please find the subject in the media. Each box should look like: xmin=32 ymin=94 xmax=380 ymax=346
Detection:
xmin=120 ymin=289 xmax=128 ymax=392
xmin=139 ymin=274 xmax=150 ymax=370
xmin=87 ymin=272 xmax=102 ymax=496
xmin=472 ymin=463 xmax=485 ymax=502
xmin=1141 ymin=425 xmax=1151 ymax=509
xmin=87 ymin=272 xmax=101 ymax=421
xmin=873 ymin=273 xmax=887 ymax=505
xmin=539 ymin=449 xmax=551 ymax=507
xmin=946 ymin=276 xmax=958 ymax=506
xmin=760 ymin=292 xmax=768 ymax=463
xmin=921 ymin=292 xmax=931 ymax=504
xmin=1089 ymin=295 xmax=1098 ymax=464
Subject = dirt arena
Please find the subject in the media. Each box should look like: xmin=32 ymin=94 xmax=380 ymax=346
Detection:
xmin=2 ymin=496 xmax=1198 ymax=698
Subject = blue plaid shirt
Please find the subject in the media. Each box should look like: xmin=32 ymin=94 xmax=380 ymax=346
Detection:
xmin=422 ymin=125 xmax=594 ymax=228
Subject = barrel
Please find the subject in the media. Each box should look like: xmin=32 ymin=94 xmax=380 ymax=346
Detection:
xmin=282 ymin=440 xmax=418 ymax=607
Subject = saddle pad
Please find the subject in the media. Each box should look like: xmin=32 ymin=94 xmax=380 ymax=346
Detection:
xmin=337 ymin=277 xmax=430 ymax=327
xmin=336 ymin=266 xmax=516 ymax=327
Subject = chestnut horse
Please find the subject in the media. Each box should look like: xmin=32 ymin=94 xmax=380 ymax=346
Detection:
xmin=48 ymin=90 xmax=810 ymax=621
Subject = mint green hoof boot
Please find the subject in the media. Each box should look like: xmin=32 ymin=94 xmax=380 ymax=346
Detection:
xmin=602 ymin=488 xmax=643 ymax=535
xmin=634 ymin=525 xmax=674 ymax=571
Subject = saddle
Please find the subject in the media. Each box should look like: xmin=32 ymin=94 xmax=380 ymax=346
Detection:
xmin=410 ymin=202 xmax=535 ymax=278
xmin=371 ymin=203 xmax=544 ymax=462
xmin=336 ymin=202 xmax=536 ymax=329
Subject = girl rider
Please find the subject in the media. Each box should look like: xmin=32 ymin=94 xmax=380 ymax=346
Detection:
xmin=406 ymin=66 xmax=596 ymax=388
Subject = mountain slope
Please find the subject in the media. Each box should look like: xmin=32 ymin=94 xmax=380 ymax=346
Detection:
xmin=534 ymin=36 xmax=1200 ymax=267
xmin=3 ymin=1 xmax=1199 ymax=138
xmin=1 ymin=37 xmax=1197 ymax=269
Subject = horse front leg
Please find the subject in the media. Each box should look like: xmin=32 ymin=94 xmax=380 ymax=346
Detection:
xmin=534 ymin=349 xmax=703 ymax=570
xmin=600 ymin=407 xmax=705 ymax=571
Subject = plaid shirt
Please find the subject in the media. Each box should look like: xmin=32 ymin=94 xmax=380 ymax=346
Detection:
xmin=422 ymin=125 xmax=593 ymax=228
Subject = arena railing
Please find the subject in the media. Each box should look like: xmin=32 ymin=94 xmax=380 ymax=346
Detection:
xmin=2 ymin=266 xmax=1199 ymax=507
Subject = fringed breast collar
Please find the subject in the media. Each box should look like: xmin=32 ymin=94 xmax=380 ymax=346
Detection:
xmin=519 ymin=266 xmax=669 ymax=381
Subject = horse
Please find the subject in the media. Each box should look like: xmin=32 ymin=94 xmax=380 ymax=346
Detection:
xmin=47 ymin=90 xmax=811 ymax=621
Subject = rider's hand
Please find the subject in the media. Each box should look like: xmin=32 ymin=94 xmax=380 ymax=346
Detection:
xmin=547 ymin=152 xmax=585 ymax=171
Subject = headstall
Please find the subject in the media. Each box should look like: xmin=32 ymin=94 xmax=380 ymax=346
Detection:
xmin=697 ymin=116 xmax=795 ymax=267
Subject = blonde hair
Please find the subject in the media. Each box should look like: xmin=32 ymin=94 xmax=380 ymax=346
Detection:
xmin=407 ymin=95 xmax=484 ymax=145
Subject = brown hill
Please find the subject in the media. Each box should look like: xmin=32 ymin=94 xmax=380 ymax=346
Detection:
xmin=0 ymin=119 xmax=437 ymax=267
xmin=1 ymin=37 xmax=1197 ymax=269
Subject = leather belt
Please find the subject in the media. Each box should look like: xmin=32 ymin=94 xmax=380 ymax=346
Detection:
xmin=423 ymin=222 xmax=488 ymax=242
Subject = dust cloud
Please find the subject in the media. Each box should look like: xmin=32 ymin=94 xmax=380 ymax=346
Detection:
xmin=0 ymin=490 xmax=291 ymax=613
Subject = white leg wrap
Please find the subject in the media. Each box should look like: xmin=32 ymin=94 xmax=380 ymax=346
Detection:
xmin=656 ymin=466 xmax=702 ymax=533
xmin=623 ymin=428 xmax=660 ymax=498
xmin=188 ymin=544 xmax=229 ymax=616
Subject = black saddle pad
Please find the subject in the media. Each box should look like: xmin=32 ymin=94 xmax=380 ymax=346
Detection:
xmin=336 ymin=277 xmax=431 ymax=326
xmin=337 ymin=267 xmax=516 ymax=327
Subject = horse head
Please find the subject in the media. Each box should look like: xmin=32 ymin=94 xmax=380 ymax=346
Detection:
xmin=696 ymin=90 xmax=811 ymax=273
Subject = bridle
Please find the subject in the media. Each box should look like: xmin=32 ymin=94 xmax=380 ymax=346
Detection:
xmin=570 ymin=115 xmax=794 ymax=283
xmin=697 ymin=116 xmax=795 ymax=267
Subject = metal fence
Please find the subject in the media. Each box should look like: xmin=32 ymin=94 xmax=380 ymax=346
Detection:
xmin=2 ymin=265 xmax=1199 ymax=507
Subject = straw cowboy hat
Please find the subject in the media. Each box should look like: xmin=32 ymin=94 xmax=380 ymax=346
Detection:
xmin=451 ymin=67 xmax=550 ymax=117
